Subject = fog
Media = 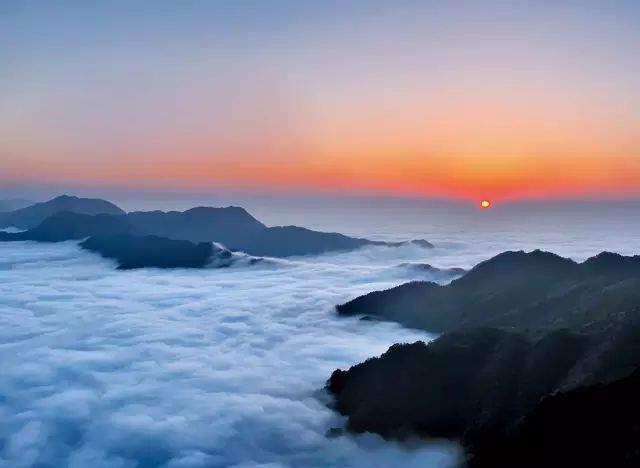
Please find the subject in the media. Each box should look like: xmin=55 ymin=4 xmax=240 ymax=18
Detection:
xmin=3 ymin=198 xmax=640 ymax=467
xmin=0 ymin=240 xmax=461 ymax=467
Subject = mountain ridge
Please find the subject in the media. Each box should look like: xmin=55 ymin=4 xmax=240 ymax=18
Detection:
xmin=337 ymin=249 xmax=640 ymax=333
xmin=329 ymin=249 xmax=640 ymax=465
xmin=0 ymin=195 xmax=434 ymax=258
xmin=0 ymin=195 xmax=125 ymax=229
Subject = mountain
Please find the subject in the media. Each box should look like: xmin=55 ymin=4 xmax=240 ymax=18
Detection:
xmin=329 ymin=250 xmax=640 ymax=464
xmin=0 ymin=206 xmax=264 ymax=244
xmin=471 ymin=369 xmax=640 ymax=467
xmin=0 ymin=212 xmax=131 ymax=242
xmin=1 ymin=216 xmax=254 ymax=269
xmin=126 ymin=207 xmax=267 ymax=245
xmin=80 ymin=234 xmax=222 ymax=269
xmin=0 ymin=201 xmax=434 ymax=257
xmin=337 ymin=250 xmax=640 ymax=333
xmin=328 ymin=328 xmax=591 ymax=438
xmin=0 ymin=198 xmax=33 ymax=212
xmin=229 ymin=231 xmax=433 ymax=257
xmin=227 ymin=225 xmax=372 ymax=257
xmin=0 ymin=195 xmax=125 ymax=229
xmin=395 ymin=262 xmax=466 ymax=276
xmin=328 ymin=307 xmax=640 ymax=465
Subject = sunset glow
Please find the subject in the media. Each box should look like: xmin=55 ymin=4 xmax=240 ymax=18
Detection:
xmin=2 ymin=4 xmax=640 ymax=466
xmin=2 ymin=1 xmax=639 ymax=201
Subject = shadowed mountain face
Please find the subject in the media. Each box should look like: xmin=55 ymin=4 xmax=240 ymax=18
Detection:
xmin=396 ymin=262 xmax=466 ymax=276
xmin=329 ymin=250 xmax=640 ymax=465
xmin=337 ymin=250 xmax=640 ymax=333
xmin=470 ymin=369 xmax=640 ymax=468
xmin=328 ymin=309 xmax=640 ymax=466
xmin=0 ymin=195 xmax=125 ymax=229
xmin=0 ymin=197 xmax=434 ymax=257
xmin=328 ymin=329 xmax=592 ymax=437
xmin=229 ymin=225 xmax=371 ymax=257
xmin=0 ymin=215 xmax=255 ymax=269
xmin=80 ymin=235 xmax=220 ymax=269
xmin=125 ymin=207 xmax=267 ymax=246
xmin=0 ymin=212 xmax=132 ymax=242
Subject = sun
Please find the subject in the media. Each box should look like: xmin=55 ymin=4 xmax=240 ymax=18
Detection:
xmin=480 ymin=200 xmax=491 ymax=209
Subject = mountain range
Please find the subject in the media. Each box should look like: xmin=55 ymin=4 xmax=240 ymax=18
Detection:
xmin=0 ymin=195 xmax=433 ymax=265
xmin=0 ymin=195 xmax=125 ymax=228
xmin=337 ymin=249 xmax=640 ymax=333
xmin=328 ymin=250 xmax=640 ymax=466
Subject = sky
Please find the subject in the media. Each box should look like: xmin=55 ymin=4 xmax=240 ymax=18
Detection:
xmin=1 ymin=0 xmax=639 ymax=202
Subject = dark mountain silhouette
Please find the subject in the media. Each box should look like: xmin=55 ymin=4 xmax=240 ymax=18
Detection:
xmin=471 ymin=369 xmax=640 ymax=468
xmin=228 ymin=225 xmax=372 ymax=257
xmin=406 ymin=239 xmax=435 ymax=248
xmin=395 ymin=262 xmax=466 ymax=276
xmin=328 ymin=307 xmax=640 ymax=466
xmin=0 ymin=195 xmax=125 ymax=229
xmin=125 ymin=207 xmax=266 ymax=245
xmin=0 ymin=212 xmax=131 ymax=242
xmin=80 ymin=234 xmax=222 ymax=269
xmin=0 ymin=198 xmax=33 ymax=212
xmin=0 ymin=198 xmax=434 ymax=257
xmin=337 ymin=250 xmax=640 ymax=333
xmin=329 ymin=250 xmax=640 ymax=465
xmin=328 ymin=328 xmax=591 ymax=438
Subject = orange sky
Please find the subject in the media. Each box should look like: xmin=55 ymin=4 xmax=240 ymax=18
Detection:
xmin=2 ymin=1 xmax=639 ymax=201
xmin=5 ymin=78 xmax=638 ymax=201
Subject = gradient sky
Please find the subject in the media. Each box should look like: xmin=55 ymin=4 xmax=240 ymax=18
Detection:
xmin=1 ymin=0 xmax=639 ymax=201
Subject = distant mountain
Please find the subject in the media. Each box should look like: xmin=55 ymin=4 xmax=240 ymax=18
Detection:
xmin=228 ymin=225 xmax=372 ymax=257
xmin=0 ymin=198 xmax=33 ymax=212
xmin=395 ymin=262 xmax=466 ymax=276
xmin=0 ymin=195 xmax=125 ymax=229
xmin=126 ymin=206 xmax=266 ymax=246
xmin=337 ymin=250 xmax=640 ymax=333
xmin=0 ymin=198 xmax=434 ymax=257
xmin=80 ymin=234 xmax=223 ymax=269
xmin=0 ymin=212 xmax=131 ymax=242
xmin=328 ymin=328 xmax=592 ymax=438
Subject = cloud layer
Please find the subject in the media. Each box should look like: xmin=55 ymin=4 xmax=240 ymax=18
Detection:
xmin=6 ymin=201 xmax=640 ymax=468
xmin=0 ymin=240 xmax=460 ymax=467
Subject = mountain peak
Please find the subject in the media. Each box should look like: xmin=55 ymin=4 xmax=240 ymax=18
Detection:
xmin=51 ymin=194 xmax=77 ymax=201
xmin=0 ymin=195 xmax=125 ymax=229
xmin=580 ymin=251 xmax=640 ymax=274
xmin=468 ymin=249 xmax=576 ymax=276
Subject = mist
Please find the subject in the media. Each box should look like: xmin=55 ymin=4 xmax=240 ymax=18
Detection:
xmin=0 ymin=240 xmax=461 ymax=467
xmin=3 ymin=196 xmax=640 ymax=466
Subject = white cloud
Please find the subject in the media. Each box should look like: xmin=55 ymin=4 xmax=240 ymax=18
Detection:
xmin=5 ymin=208 xmax=640 ymax=467
xmin=0 ymin=240 xmax=461 ymax=467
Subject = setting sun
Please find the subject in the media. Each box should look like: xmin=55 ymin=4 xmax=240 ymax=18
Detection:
xmin=481 ymin=200 xmax=491 ymax=209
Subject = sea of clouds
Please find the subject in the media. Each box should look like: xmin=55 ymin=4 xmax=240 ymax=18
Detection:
xmin=4 ymin=202 xmax=640 ymax=468
xmin=0 ymin=240 xmax=462 ymax=468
